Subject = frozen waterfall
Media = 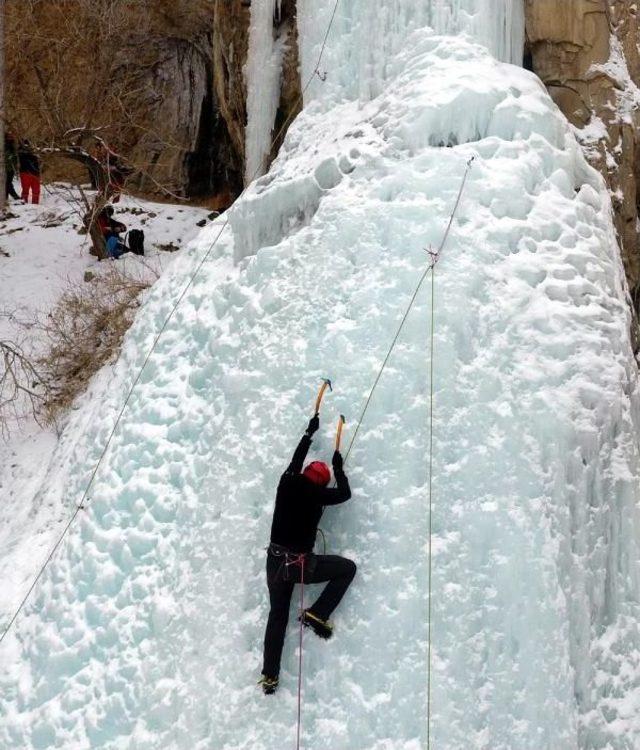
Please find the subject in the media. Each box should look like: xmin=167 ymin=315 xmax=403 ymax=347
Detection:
xmin=297 ymin=0 xmax=525 ymax=102
xmin=244 ymin=0 xmax=286 ymax=184
xmin=245 ymin=0 xmax=525 ymax=180
xmin=3 ymin=1 xmax=640 ymax=749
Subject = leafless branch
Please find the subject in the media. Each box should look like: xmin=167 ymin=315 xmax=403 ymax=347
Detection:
xmin=0 ymin=339 xmax=45 ymax=436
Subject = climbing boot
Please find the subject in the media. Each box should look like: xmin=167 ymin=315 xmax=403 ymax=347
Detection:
xmin=300 ymin=609 xmax=333 ymax=640
xmin=258 ymin=674 xmax=279 ymax=695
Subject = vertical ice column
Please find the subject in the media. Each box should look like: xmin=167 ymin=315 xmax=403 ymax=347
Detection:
xmin=244 ymin=0 xmax=285 ymax=184
xmin=426 ymin=0 xmax=525 ymax=64
xmin=474 ymin=0 xmax=525 ymax=66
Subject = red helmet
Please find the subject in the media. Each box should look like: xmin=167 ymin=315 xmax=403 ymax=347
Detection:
xmin=303 ymin=461 xmax=331 ymax=486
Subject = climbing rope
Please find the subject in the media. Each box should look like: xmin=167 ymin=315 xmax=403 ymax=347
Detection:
xmin=342 ymin=156 xmax=474 ymax=466
xmin=426 ymin=240 xmax=437 ymax=750
xmin=0 ymin=0 xmax=343 ymax=648
xmin=294 ymin=555 xmax=306 ymax=750
xmin=337 ymin=156 xmax=475 ymax=749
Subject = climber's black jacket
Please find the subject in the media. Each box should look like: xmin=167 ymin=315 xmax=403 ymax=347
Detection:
xmin=269 ymin=434 xmax=351 ymax=553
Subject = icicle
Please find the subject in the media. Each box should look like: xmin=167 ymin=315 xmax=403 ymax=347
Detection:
xmin=244 ymin=0 xmax=285 ymax=184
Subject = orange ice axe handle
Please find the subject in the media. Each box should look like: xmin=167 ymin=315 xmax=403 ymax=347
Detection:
xmin=335 ymin=415 xmax=345 ymax=451
xmin=314 ymin=378 xmax=332 ymax=415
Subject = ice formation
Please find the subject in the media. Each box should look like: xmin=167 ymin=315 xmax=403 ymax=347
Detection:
xmin=2 ymin=1 xmax=640 ymax=749
xmin=244 ymin=0 xmax=287 ymax=183
xmin=245 ymin=0 xmax=524 ymax=180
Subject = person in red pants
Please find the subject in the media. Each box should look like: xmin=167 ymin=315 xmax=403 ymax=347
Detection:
xmin=18 ymin=140 xmax=41 ymax=204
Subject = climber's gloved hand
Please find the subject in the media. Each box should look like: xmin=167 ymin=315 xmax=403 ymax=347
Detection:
xmin=332 ymin=450 xmax=343 ymax=472
xmin=306 ymin=414 xmax=320 ymax=437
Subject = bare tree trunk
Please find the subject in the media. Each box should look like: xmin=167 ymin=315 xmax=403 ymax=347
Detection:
xmin=0 ymin=0 xmax=6 ymax=214
xmin=87 ymin=195 xmax=109 ymax=259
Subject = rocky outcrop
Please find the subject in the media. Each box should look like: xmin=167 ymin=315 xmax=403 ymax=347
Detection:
xmin=212 ymin=0 xmax=301 ymax=185
xmin=212 ymin=0 xmax=251 ymax=173
xmin=525 ymin=0 xmax=640 ymax=304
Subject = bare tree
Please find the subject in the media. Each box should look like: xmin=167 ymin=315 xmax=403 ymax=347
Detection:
xmin=36 ymin=265 xmax=155 ymax=424
xmin=5 ymin=0 xmax=225 ymax=198
xmin=0 ymin=338 xmax=44 ymax=436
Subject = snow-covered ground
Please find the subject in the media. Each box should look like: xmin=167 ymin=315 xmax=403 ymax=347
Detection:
xmin=2 ymin=2 xmax=640 ymax=749
xmin=0 ymin=186 xmax=210 ymax=639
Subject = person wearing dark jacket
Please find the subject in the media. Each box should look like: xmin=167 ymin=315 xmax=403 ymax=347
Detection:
xmin=5 ymin=133 xmax=20 ymax=200
xmin=18 ymin=140 xmax=41 ymax=204
xmin=260 ymin=414 xmax=356 ymax=695
xmin=97 ymin=206 xmax=128 ymax=259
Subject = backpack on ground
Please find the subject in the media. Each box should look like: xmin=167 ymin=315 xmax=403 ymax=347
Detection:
xmin=127 ymin=229 xmax=145 ymax=256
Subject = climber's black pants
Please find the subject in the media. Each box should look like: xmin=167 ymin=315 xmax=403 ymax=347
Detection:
xmin=262 ymin=548 xmax=356 ymax=678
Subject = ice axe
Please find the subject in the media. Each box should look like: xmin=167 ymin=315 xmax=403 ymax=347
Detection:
xmin=334 ymin=415 xmax=346 ymax=451
xmin=314 ymin=378 xmax=332 ymax=415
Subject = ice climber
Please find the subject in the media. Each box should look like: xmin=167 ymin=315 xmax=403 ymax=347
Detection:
xmin=260 ymin=414 xmax=356 ymax=695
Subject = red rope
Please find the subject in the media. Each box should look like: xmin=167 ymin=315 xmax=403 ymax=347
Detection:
xmin=290 ymin=554 xmax=306 ymax=750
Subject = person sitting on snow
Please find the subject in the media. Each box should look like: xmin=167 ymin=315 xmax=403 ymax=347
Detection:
xmin=260 ymin=413 xmax=356 ymax=695
xmin=97 ymin=205 xmax=128 ymax=259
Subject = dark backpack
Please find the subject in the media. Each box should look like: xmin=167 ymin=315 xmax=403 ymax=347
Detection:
xmin=128 ymin=229 xmax=145 ymax=256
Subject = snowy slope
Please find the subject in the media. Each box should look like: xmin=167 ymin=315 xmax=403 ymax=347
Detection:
xmin=2 ymin=7 xmax=640 ymax=750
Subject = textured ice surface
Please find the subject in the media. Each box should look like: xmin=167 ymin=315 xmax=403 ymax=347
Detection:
xmin=298 ymin=0 xmax=525 ymax=104
xmin=2 ymin=14 xmax=640 ymax=750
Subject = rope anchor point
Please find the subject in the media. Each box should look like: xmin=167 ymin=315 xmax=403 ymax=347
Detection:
xmin=425 ymin=246 xmax=440 ymax=269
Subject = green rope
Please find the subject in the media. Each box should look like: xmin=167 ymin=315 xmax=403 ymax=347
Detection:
xmin=342 ymin=157 xmax=474 ymax=467
xmin=426 ymin=259 xmax=436 ymax=749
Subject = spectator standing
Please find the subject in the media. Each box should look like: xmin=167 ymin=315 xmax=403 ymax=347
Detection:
xmin=18 ymin=140 xmax=41 ymax=204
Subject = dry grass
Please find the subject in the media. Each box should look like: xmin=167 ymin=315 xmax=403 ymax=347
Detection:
xmin=37 ymin=265 xmax=152 ymax=424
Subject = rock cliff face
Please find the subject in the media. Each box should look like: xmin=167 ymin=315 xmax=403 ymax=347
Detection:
xmin=525 ymin=0 xmax=640 ymax=307
xmin=212 ymin=0 xmax=300 ymax=185
xmin=212 ymin=0 xmax=251 ymax=186
xmin=6 ymin=0 xmax=244 ymax=204
xmin=6 ymin=0 xmax=300 ymax=205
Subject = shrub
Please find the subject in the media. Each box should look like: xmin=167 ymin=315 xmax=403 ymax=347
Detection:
xmin=37 ymin=265 xmax=152 ymax=424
